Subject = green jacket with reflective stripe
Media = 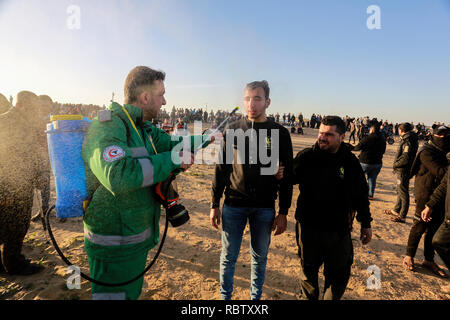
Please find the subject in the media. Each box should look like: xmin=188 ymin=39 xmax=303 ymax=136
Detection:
xmin=82 ymin=102 xmax=207 ymax=261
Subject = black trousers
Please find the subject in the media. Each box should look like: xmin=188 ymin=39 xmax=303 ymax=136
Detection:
xmin=348 ymin=131 xmax=356 ymax=143
xmin=432 ymin=219 xmax=450 ymax=270
xmin=0 ymin=188 xmax=34 ymax=273
xmin=297 ymin=224 xmax=353 ymax=300
xmin=406 ymin=216 xmax=443 ymax=261
xmin=393 ymin=173 xmax=410 ymax=219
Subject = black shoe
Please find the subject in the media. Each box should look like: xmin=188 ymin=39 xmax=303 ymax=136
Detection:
xmin=6 ymin=255 xmax=43 ymax=276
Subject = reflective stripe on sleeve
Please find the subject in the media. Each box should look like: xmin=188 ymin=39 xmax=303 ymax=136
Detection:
xmin=130 ymin=147 xmax=149 ymax=158
xmin=84 ymin=227 xmax=152 ymax=246
xmin=92 ymin=292 xmax=126 ymax=300
xmin=138 ymin=158 xmax=154 ymax=187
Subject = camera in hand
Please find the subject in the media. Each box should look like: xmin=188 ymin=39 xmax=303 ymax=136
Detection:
xmin=166 ymin=202 xmax=189 ymax=227
xmin=153 ymin=174 xmax=190 ymax=227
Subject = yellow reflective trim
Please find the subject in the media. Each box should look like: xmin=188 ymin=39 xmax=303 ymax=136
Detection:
xmin=121 ymin=106 xmax=143 ymax=142
xmin=83 ymin=200 xmax=90 ymax=212
xmin=50 ymin=114 xmax=84 ymax=121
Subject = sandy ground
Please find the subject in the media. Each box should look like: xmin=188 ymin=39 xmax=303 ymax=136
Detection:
xmin=1 ymin=126 xmax=449 ymax=300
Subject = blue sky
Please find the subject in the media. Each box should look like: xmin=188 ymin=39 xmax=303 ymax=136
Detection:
xmin=0 ymin=0 xmax=449 ymax=124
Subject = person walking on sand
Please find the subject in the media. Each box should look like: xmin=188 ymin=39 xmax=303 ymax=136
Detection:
xmin=421 ymin=151 xmax=450 ymax=296
xmin=210 ymin=80 xmax=293 ymax=300
xmin=350 ymin=120 xmax=386 ymax=201
xmin=403 ymin=126 xmax=449 ymax=277
xmin=348 ymin=119 xmax=357 ymax=144
xmin=384 ymin=123 xmax=418 ymax=223
xmin=292 ymin=116 xmax=372 ymax=300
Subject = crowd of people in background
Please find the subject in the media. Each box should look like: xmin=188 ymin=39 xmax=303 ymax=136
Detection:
xmin=269 ymin=112 xmax=444 ymax=144
xmin=45 ymin=102 xmax=444 ymax=145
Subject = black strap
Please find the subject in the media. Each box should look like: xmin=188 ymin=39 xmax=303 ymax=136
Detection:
xmin=115 ymin=113 xmax=131 ymax=143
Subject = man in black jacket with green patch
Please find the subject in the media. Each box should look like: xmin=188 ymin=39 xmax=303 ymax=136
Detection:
xmin=293 ymin=116 xmax=372 ymax=300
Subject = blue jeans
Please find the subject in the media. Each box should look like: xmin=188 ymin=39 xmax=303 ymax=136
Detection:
xmin=220 ymin=204 xmax=275 ymax=300
xmin=360 ymin=163 xmax=382 ymax=198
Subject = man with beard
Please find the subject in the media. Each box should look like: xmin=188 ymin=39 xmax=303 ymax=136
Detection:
xmin=82 ymin=66 xmax=211 ymax=299
xmin=384 ymin=123 xmax=419 ymax=223
xmin=292 ymin=116 xmax=372 ymax=300
xmin=404 ymin=126 xmax=450 ymax=277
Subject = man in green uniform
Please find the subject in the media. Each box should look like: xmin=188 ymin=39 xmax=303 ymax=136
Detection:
xmin=82 ymin=66 xmax=211 ymax=300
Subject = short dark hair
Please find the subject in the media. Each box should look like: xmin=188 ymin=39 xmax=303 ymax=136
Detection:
xmin=399 ymin=122 xmax=413 ymax=133
xmin=369 ymin=120 xmax=380 ymax=132
xmin=124 ymin=66 xmax=166 ymax=104
xmin=245 ymin=80 xmax=270 ymax=99
xmin=321 ymin=115 xmax=346 ymax=135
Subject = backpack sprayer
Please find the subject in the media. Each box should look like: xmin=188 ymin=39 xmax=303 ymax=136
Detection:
xmin=44 ymin=106 xmax=239 ymax=287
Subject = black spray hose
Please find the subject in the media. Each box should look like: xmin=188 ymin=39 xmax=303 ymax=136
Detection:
xmin=45 ymin=175 xmax=174 ymax=287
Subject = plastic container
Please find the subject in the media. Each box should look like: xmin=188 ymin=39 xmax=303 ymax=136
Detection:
xmin=46 ymin=115 xmax=91 ymax=218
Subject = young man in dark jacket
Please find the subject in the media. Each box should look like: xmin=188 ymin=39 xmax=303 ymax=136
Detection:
xmin=292 ymin=116 xmax=372 ymax=300
xmin=422 ymin=152 xmax=450 ymax=293
xmin=385 ymin=123 xmax=419 ymax=223
xmin=403 ymin=126 xmax=449 ymax=276
xmin=351 ymin=121 xmax=386 ymax=200
xmin=210 ymin=80 xmax=293 ymax=300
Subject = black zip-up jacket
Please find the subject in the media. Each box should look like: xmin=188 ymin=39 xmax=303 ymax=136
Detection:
xmin=393 ymin=131 xmax=418 ymax=175
xmin=211 ymin=117 xmax=293 ymax=214
xmin=411 ymin=140 xmax=448 ymax=219
xmin=352 ymin=132 xmax=386 ymax=165
xmin=426 ymin=153 xmax=450 ymax=224
xmin=292 ymin=142 xmax=372 ymax=232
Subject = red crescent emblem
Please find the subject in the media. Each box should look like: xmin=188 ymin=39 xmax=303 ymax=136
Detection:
xmin=108 ymin=149 xmax=118 ymax=157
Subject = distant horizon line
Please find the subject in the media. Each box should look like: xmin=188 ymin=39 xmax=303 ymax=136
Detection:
xmin=45 ymin=101 xmax=445 ymax=126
